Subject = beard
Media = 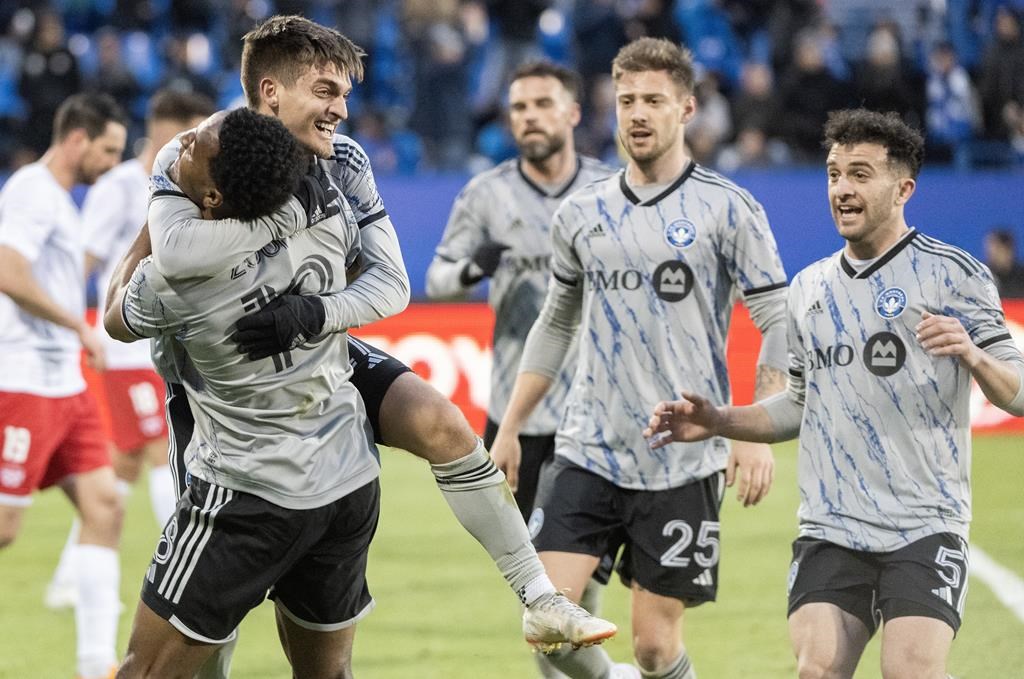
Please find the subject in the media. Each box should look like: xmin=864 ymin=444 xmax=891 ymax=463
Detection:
xmin=517 ymin=131 xmax=566 ymax=163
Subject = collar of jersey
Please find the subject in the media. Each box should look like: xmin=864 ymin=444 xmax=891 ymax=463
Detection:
xmin=618 ymin=160 xmax=696 ymax=206
xmin=839 ymin=228 xmax=918 ymax=279
xmin=517 ymin=157 xmax=582 ymax=199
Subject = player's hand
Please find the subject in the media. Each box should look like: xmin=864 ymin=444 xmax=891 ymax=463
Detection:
xmin=916 ymin=311 xmax=979 ymax=366
xmin=231 ymin=294 xmax=327 ymax=360
xmin=462 ymin=241 xmax=511 ymax=283
xmin=643 ymin=392 xmax=722 ymax=449
xmin=79 ymin=325 xmax=106 ymax=371
xmin=726 ymin=440 xmax=774 ymax=507
xmin=489 ymin=429 xmax=523 ymax=492
xmin=293 ymin=164 xmax=341 ymax=228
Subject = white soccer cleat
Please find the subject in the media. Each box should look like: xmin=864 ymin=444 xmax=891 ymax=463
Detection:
xmin=523 ymin=592 xmax=618 ymax=653
xmin=43 ymin=579 xmax=77 ymax=610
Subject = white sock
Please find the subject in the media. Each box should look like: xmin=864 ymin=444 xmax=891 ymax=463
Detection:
xmin=51 ymin=518 xmax=81 ymax=587
xmin=148 ymin=464 xmax=176 ymax=525
xmin=75 ymin=544 xmax=120 ymax=678
xmin=431 ymin=440 xmax=554 ymax=606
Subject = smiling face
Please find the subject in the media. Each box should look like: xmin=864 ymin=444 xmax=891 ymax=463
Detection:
xmin=508 ymin=75 xmax=580 ymax=164
xmin=615 ymin=69 xmax=694 ymax=170
xmin=258 ymin=62 xmax=351 ymax=158
xmin=169 ymin=111 xmax=227 ymax=214
xmin=826 ymin=142 xmax=915 ymax=257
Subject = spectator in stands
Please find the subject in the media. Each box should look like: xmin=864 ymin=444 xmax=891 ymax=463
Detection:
xmin=624 ymin=0 xmax=682 ymax=44
xmin=687 ymin=69 xmax=732 ymax=165
xmin=776 ymin=29 xmax=850 ymax=161
xmin=18 ymin=8 xmax=80 ymax=156
xmin=405 ymin=0 xmax=472 ymax=170
xmin=716 ymin=125 xmax=791 ymax=172
xmin=985 ymin=228 xmax=1024 ymax=298
xmin=472 ymin=0 xmax=546 ymax=119
xmin=158 ymin=33 xmax=218 ymax=101
xmin=89 ymin=28 xmax=142 ymax=115
xmin=854 ymin=22 xmax=923 ymax=128
xmin=979 ymin=5 xmax=1024 ymax=142
xmin=731 ymin=61 xmax=778 ymax=139
xmin=573 ymin=0 xmax=627 ymax=112
xmin=925 ymin=41 xmax=977 ymax=162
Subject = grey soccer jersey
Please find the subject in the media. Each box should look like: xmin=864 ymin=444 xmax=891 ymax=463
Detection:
xmin=427 ymin=157 xmax=614 ymax=435
xmin=542 ymin=163 xmax=786 ymax=490
xmin=122 ymin=220 xmax=379 ymax=510
xmin=786 ymin=229 xmax=1020 ymax=551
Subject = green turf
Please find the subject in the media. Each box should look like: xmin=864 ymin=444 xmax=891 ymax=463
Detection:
xmin=3 ymin=437 xmax=1022 ymax=678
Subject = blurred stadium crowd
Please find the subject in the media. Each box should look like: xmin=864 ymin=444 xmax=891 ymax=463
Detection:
xmin=0 ymin=0 xmax=1022 ymax=176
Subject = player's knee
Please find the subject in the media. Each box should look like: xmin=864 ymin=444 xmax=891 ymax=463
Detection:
xmin=0 ymin=531 xmax=16 ymax=549
xmin=880 ymin=646 xmax=944 ymax=679
xmin=80 ymin=485 xmax=125 ymax=541
xmin=795 ymin=653 xmax=844 ymax=679
xmin=0 ymin=508 xmax=23 ymax=548
xmin=405 ymin=392 xmax=477 ymax=463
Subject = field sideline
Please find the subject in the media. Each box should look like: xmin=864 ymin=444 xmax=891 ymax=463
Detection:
xmin=3 ymin=436 xmax=1022 ymax=678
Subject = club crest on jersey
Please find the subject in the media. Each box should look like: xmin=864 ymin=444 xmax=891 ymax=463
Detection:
xmin=875 ymin=287 xmax=907 ymax=319
xmin=527 ymin=508 xmax=545 ymax=539
xmin=664 ymin=219 xmax=697 ymax=248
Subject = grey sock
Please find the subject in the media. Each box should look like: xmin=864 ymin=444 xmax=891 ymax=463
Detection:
xmin=639 ymin=650 xmax=695 ymax=679
xmin=432 ymin=440 xmax=548 ymax=603
xmin=545 ymin=644 xmax=616 ymax=679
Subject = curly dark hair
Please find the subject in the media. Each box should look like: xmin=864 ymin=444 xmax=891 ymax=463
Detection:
xmin=823 ymin=109 xmax=925 ymax=178
xmin=209 ymin=108 xmax=305 ymax=221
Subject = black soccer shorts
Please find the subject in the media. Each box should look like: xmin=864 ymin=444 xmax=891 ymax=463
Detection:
xmin=347 ymin=336 xmax=413 ymax=444
xmin=786 ymin=532 xmax=969 ymax=635
xmin=483 ymin=417 xmax=556 ymax=522
xmin=531 ymin=456 xmax=725 ymax=605
xmin=141 ymin=476 xmax=380 ymax=643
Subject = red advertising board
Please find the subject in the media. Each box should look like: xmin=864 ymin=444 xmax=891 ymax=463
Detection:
xmin=84 ymin=301 xmax=1024 ymax=436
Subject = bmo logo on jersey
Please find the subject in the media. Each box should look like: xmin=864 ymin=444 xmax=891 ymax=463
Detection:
xmin=653 ymin=261 xmax=694 ymax=302
xmin=864 ymin=332 xmax=907 ymax=376
xmin=806 ymin=343 xmax=855 ymax=370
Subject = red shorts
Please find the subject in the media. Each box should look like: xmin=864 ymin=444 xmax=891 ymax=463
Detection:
xmin=101 ymin=369 xmax=168 ymax=453
xmin=0 ymin=390 xmax=110 ymax=504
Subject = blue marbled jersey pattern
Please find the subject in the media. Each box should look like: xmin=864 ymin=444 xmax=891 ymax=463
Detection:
xmin=551 ymin=163 xmax=786 ymax=490
xmin=787 ymin=229 xmax=1015 ymax=551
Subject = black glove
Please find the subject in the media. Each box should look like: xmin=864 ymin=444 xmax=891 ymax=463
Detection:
xmin=460 ymin=241 xmax=510 ymax=284
xmin=293 ymin=164 xmax=341 ymax=227
xmin=232 ymin=295 xmax=327 ymax=360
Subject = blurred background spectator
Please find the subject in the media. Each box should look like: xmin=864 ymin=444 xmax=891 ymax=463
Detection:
xmin=985 ymin=227 xmax=1024 ymax=298
xmin=0 ymin=0 xmax=1021 ymax=175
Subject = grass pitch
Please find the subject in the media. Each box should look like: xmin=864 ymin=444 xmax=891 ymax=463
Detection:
xmin=3 ymin=437 xmax=1022 ymax=678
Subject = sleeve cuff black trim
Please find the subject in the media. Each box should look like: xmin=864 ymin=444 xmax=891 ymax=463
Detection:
xmin=120 ymin=297 xmax=146 ymax=339
xmin=788 ymin=368 xmax=803 ymax=378
xmin=552 ymin=271 xmax=578 ymax=287
xmin=977 ymin=333 xmax=1013 ymax=350
xmin=356 ymin=209 xmax=387 ymax=229
xmin=744 ymin=281 xmax=788 ymax=296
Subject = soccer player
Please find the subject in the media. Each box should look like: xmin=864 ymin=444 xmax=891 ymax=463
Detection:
xmin=426 ymin=60 xmax=615 ymax=520
xmin=425 ymin=60 xmax=620 ymax=679
xmin=107 ymin=107 xmax=382 ymax=679
xmin=490 ymin=38 xmax=789 ymax=678
xmin=643 ymin=108 xmax=1024 ymax=679
xmin=141 ymin=14 xmax=615 ymax=663
xmin=45 ymin=89 xmax=217 ymax=611
xmin=0 ymin=93 xmax=127 ymax=679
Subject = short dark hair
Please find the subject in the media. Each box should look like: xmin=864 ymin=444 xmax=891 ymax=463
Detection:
xmin=612 ymin=38 xmax=695 ymax=95
xmin=147 ymin=89 xmax=217 ymax=125
xmin=823 ymin=109 xmax=925 ymax=178
xmin=52 ymin=93 xmax=127 ymax=142
xmin=990 ymin=228 xmax=1015 ymax=248
xmin=240 ymin=15 xmax=365 ymax=108
xmin=210 ymin=108 xmax=305 ymax=221
xmin=510 ymin=61 xmax=582 ymax=102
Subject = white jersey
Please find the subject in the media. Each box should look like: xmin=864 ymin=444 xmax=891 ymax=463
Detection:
xmin=548 ymin=163 xmax=787 ymax=490
xmin=82 ymin=158 xmax=154 ymax=370
xmin=786 ymin=229 xmax=1020 ymax=551
xmin=0 ymin=162 xmax=86 ymax=397
xmin=427 ymin=157 xmax=615 ymax=435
